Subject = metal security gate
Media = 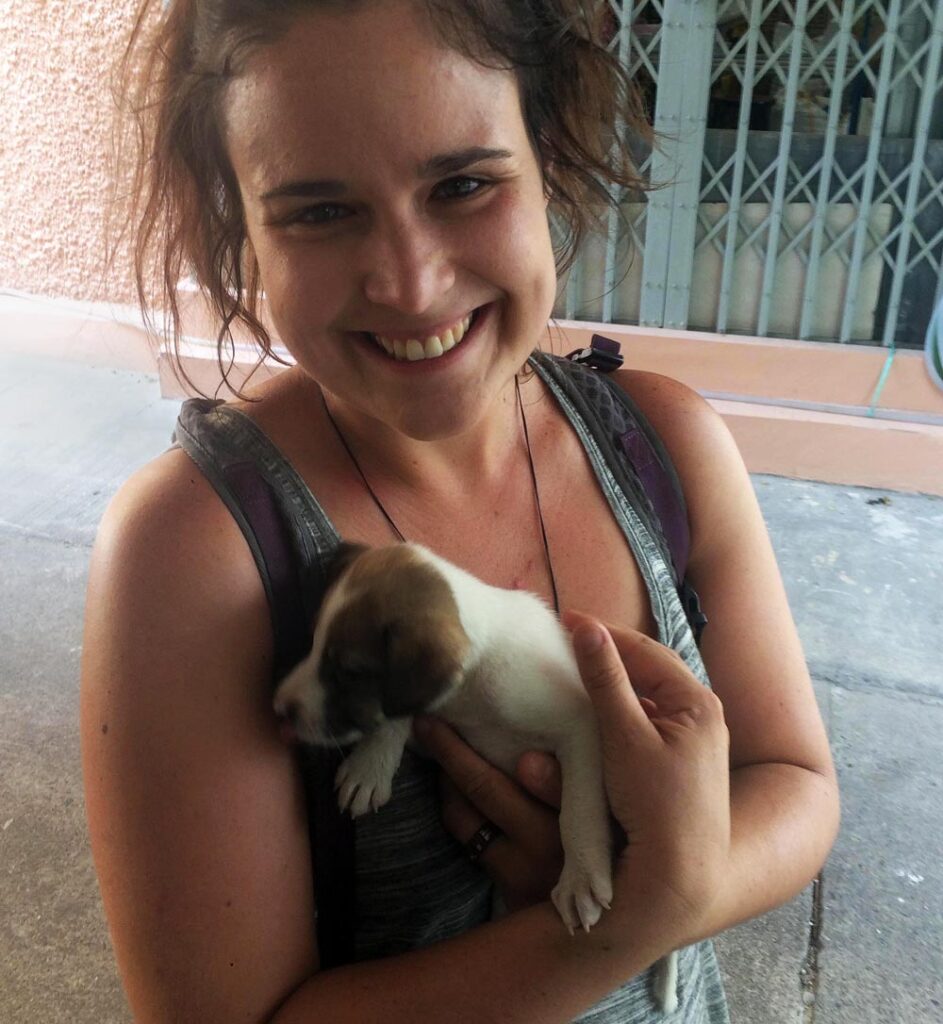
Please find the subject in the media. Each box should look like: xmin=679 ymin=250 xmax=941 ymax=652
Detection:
xmin=557 ymin=0 xmax=943 ymax=349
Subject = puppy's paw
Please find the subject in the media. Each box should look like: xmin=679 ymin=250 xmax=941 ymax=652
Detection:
xmin=335 ymin=747 xmax=396 ymax=817
xmin=551 ymin=857 xmax=613 ymax=934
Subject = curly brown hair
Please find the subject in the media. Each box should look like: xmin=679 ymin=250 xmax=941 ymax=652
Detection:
xmin=114 ymin=0 xmax=651 ymax=396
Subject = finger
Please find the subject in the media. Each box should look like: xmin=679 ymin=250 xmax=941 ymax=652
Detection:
xmin=438 ymin=774 xmax=491 ymax=847
xmin=563 ymin=613 xmax=657 ymax=742
xmin=602 ymin=622 xmax=706 ymax=702
xmin=639 ymin=697 xmax=658 ymax=718
xmin=413 ymin=716 xmax=539 ymax=835
xmin=515 ymin=751 xmax=562 ymax=809
xmin=596 ymin=622 xmax=725 ymax=733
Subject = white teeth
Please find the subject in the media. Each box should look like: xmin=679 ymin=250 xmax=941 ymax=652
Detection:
xmin=373 ymin=310 xmax=476 ymax=362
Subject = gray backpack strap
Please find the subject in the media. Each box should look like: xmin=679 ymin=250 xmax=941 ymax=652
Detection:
xmin=172 ymin=399 xmax=315 ymax=676
xmin=537 ymin=341 xmax=708 ymax=644
xmin=171 ymin=398 xmax=357 ymax=967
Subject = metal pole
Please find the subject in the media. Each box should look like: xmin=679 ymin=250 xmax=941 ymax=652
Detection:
xmin=839 ymin=0 xmax=903 ymax=343
xmin=798 ymin=0 xmax=856 ymax=340
xmin=640 ymin=0 xmax=689 ymax=328
xmin=602 ymin=3 xmax=634 ymax=322
xmin=717 ymin=0 xmax=763 ymax=334
xmin=881 ymin=1 xmax=943 ymax=347
xmin=757 ymin=0 xmax=809 ymax=337
xmin=661 ymin=0 xmax=717 ymax=330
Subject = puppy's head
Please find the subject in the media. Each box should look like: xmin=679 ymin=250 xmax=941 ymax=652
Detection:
xmin=273 ymin=543 xmax=470 ymax=746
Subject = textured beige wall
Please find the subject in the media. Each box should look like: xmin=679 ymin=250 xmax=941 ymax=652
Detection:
xmin=0 ymin=1 xmax=138 ymax=304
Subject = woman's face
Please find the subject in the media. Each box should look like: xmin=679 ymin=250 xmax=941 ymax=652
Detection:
xmin=223 ymin=0 xmax=557 ymax=440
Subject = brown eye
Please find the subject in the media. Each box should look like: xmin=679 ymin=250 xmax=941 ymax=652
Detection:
xmin=290 ymin=202 xmax=352 ymax=225
xmin=433 ymin=176 xmax=488 ymax=201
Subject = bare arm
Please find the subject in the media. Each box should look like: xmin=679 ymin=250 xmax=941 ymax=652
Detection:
xmin=81 ymin=453 xmax=317 ymax=1022
xmin=615 ymin=370 xmax=840 ymax=934
xmin=81 ymin=453 xmax=729 ymax=1024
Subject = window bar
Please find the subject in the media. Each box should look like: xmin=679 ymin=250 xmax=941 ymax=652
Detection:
xmin=798 ymin=0 xmax=856 ymax=341
xmin=757 ymin=0 xmax=809 ymax=337
xmin=661 ymin=0 xmax=717 ymax=330
xmin=717 ymin=0 xmax=764 ymax=334
xmin=840 ymin=0 xmax=903 ymax=343
xmin=602 ymin=1 xmax=634 ymax=323
xmin=881 ymin=1 xmax=943 ymax=348
xmin=640 ymin=4 xmax=686 ymax=329
xmin=563 ymin=254 xmax=583 ymax=320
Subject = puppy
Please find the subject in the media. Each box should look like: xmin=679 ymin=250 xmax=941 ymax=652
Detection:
xmin=274 ymin=542 xmax=678 ymax=1011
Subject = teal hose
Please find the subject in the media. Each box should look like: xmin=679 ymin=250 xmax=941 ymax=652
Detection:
xmin=927 ymin=295 xmax=943 ymax=394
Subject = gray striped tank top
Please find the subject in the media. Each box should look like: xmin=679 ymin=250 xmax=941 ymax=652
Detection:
xmin=172 ymin=351 xmax=730 ymax=1023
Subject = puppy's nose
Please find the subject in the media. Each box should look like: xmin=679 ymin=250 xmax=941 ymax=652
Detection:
xmin=274 ymin=699 xmax=302 ymax=744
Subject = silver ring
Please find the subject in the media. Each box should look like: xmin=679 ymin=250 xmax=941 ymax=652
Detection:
xmin=465 ymin=821 xmax=503 ymax=864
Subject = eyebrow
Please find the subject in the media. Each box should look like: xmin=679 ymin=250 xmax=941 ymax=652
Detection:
xmin=259 ymin=146 xmax=514 ymax=201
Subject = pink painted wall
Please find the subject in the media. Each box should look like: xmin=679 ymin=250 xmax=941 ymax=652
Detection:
xmin=0 ymin=1 xmax=138 ymax=304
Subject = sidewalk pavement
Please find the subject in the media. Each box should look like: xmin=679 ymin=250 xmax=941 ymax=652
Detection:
xmin=1 ymin=349 xmax=940 ymax=1023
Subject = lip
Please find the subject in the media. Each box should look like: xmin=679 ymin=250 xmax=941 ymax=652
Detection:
xmin=353 ymin=303 xmax=491 ymax=373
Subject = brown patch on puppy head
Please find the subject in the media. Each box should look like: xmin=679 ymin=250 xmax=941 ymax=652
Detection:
xmin=320 ymin=545 xmax=470 ymax=728
xmin=325 ymin=541 xmax=370 ymax=591
xmin=303 ymin=542 xmax=371 ymax=647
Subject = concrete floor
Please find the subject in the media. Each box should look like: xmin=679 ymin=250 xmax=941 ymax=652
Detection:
xmin=1 ymin=349 xmax=941 ymax=1023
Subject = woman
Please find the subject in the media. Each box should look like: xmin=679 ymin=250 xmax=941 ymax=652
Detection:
xmin=81 ymin=1 xmax=839 ymax=1020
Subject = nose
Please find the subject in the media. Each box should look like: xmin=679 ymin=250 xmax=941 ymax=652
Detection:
xmin=274 ymin=693 xmax=301 ymax=726
xmin=362 ymin=218 xmax=455 ymax=314
xmin=274 ymin=697 xmax=302 ymax=745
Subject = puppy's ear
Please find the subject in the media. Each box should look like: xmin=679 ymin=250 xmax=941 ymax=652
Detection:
xmin=380 ymin=616 xmax=469 ymax=718
xmin=325 ymin=541 xmax=369 ymax=590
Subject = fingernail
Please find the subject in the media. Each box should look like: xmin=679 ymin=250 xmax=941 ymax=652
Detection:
xmin=574 ymin=623 xmax=605 ymax=654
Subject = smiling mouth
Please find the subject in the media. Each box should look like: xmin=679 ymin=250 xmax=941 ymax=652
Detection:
xmin=365 ymin=309 xmax=478 ymax=362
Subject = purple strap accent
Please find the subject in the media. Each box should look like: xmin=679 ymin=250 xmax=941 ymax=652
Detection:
xmin=564 ymin=334 xmax=689 ymax=582
xmin=220 ymin=461 xmax=355 ymax=965
xmin=619 ymin=425 xmax=689 ymax=585
xmin=222 ymin=462 xmax=310 ymax=675
xmin=590 ymin=333 xmax=622 ymax=357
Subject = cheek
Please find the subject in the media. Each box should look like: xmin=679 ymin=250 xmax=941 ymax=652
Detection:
xmin=255 ymin=238 xmax=338 ymax=300
xmin=251 ymin=237 xmax=352 ymax=345
xmin=483 ymin=189 xmax=557 ymax=306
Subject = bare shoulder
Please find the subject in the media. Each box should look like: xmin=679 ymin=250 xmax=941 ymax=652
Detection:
xmin=609 ymin=369 xmax=745 ymax=562
xmin=86 ymin=447 xmax=276 ymax=694
xmin=90 ymin=446 xmax=264 ymax=620
xmin=81 ymin=449 xmax=317 ymax=1020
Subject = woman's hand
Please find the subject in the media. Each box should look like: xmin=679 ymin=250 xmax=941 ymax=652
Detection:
xmin=417 ymin=611 xmax=732 ymax=944
xmin=566 ymin=612 xmax=731 ymax=935
xmin=414 ymin=718 xmax=566 ymax=911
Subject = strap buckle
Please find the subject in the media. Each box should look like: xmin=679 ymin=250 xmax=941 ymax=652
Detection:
xmin=566 ymin=334 xmax=624 ymax=372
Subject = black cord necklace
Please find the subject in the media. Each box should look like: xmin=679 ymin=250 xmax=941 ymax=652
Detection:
xmin=321 ymin=376 xmax=560 ymax=613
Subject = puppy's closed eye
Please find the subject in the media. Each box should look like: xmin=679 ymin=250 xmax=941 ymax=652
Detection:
xmin=322 ymin=613 xmax=468 ymax=720
xmin=379 ymin=616 xmax=468 ymax=717
xmin=316 ymin=647 xmax=383 ymax=733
